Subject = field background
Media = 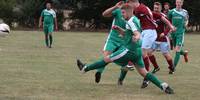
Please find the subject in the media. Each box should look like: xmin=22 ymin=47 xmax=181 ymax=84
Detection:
xmin=0 ymin=31 xmax=200 ymax=100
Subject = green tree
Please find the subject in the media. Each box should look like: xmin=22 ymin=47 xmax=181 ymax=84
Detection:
xmin=0 ymin=0 xmax=16 ymax=24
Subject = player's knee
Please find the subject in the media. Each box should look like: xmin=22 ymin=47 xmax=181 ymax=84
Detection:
xmin=164 ymin=53 xmax=172 ymax=60
xmin=103 ymin=57 xmax=112 ymax=63
xmin=103 ymin=51 xmax=111 ymax=57
xmin=137 ymin=68 xmax=147 ymax=77
xmin=175 ymin=46 xmax=181 ymax=52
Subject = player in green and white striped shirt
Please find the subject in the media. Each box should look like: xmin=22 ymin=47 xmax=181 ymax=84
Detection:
xmin=39 ymin=2 xmax=58 ymax=48
xmin=168 ymin=0 xmax=189 ymax=72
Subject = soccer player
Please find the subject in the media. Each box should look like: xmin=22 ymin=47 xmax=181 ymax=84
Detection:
xmin=126 ymin=0 xmax=176 ymax=88
xmin=76 ymin=4 xmax=174 ymax=94
xmin=39 ymin=2 xmax=58 ymax=48
xmin=163 ymin=2 xmax=174 ymax=50
xmin=168 ymin=0 xmax=189 ymax=71
xmin=94 ymin=1 xmax=128 ymax=84
xmin=163 ymin=2 xmax=170 ymax=15
xmin=149 ymin=2 xmax=174 ymax=74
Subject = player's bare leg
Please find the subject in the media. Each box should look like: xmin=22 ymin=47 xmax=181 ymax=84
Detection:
xmin=163 ymin=53 xmax=174 ymax=74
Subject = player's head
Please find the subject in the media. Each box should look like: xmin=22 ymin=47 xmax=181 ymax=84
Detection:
xmin=121 ymin=3 xmax=133 ymax=20
xmin=46 ymin=2 xmax=52 ymax=10
xmin=163 ymin=2 xmax=170 ymax=10
xmin=176 ymin=0 xmax=184 ymax=9
xmin=153 ymin=2 xmax=162 ymax=12
xmin=126 ymin=0 xmax=139 ymax=9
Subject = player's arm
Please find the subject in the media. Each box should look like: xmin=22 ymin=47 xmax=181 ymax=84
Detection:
xmin=52 ymin=10 xmax=58 ymax=31
xmin=132 ymin=30 xmax=140 ymax=42
xmin=39 ymin=16 xmax=43 ymax=28
xmin=112 ymin=25 xmax=125 ymax=35
xmin=161 ymin=16 xmax=176 ymax=32
xmin=167 ymin=10 xmax=172 ymax=20
xmin=128 ymin=21 xmax=140 ymax=42
xmin=54 ymin=17 xmax=58 ymax=31
xmin=39 ymin=10 xmax=44 ymax=28
xmin=184 ymin=10 xmax=189 ymax=28
xmin=102 ymin=1 xmax=123 ymax=17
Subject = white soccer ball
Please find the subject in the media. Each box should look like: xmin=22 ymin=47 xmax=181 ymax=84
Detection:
xmin=0 ymin=23 xmax=10 ymax=37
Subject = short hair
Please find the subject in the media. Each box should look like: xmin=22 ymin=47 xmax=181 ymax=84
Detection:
xmin=154 ymin=2 xmax=161 ymax=6
xmin=128 ymin=0 xmax=139 ymax=3
xmin=164 ymin=2 xmax=170 ymax=6
xmin=121 ymin=3 xmax=132 ymax=9
xmin=176 ymin=0 xmax=184 ymax=1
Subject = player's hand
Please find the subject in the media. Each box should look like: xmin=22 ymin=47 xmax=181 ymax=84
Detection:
xmin=55 ymin=26 xmax=58 ymax=31
xmin=112 ymin=25 xmax=118 ymax=30
xmin=39 ymin=23 xmax=43 ymax=30
xmin=160 ymin=33 xmax=165 ymax=38
xmin=132 ymin=34 xmax=140 ymax=42
xmin=115 ymin=1 xmax=124 ymax=8
xmin=170 ymin=26 xmax=176 ymax=32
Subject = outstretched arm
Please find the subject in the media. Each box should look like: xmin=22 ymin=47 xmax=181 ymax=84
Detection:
xmin=112 ymin=25 xmax=125 ymax=36
xmin=102 ymin=1 xmax=124 ymax=17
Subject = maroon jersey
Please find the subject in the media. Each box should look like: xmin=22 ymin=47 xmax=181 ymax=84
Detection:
xmin=134 ymin=4 xmax=157 ymax=30
xmin=163 ymin=9 xmax=169 ymax=15
xmin=153 ymin=12 xmax=170 ymax=42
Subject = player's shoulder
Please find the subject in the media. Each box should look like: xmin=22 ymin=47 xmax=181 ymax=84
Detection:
xmin=169 ymin=8 xmax=176 ymax=12
xmin=41 ymin=9 xmax=46 ymax=13
xmin=161 ymin=12 xmax=167 ymax=17
xmin=50 ymin=9 xmax=56 ymax=13
xmin=182 ymin=9 xmax=188 ymax=13
xmin=153 ymin=12 xmax=162 ymax=18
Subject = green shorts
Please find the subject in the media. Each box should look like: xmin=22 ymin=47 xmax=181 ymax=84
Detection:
xmin=109 ymin=46 xmax=144 ymax=68
xmin=103 ymin=39 xmax=121 ymax=52
xmin=43 ymin=24 xmax=54 ymax=34
xmin=171 ymin=33 xmax=184 ymax=47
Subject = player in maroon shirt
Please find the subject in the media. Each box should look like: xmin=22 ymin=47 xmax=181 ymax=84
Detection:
xmin=163 ymin=2 xmax=170 ymax=15
xmin=126 ymin=0 xmax=176 ymax=88
xmin=148 ymin=2 xmax=174 ymax=74
xmin=163 ymin=2 xmax=174 ymax=50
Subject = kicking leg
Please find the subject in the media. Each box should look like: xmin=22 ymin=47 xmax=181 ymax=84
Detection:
xmin=135 ymin=65 xmax=174 ymax=94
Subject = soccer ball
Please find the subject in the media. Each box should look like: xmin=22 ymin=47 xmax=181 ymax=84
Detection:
xmin=0 ymin=23 xmax=10 ymax=37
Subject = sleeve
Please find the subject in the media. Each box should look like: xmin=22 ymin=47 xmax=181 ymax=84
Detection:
xmin=184 ymin=10 xmax=189 ymax=21
xmin=167 ymin=10 xmax=172 ymax=20
xmin=164 ymin=27 xmax=170 ymax=35
xmin=112 ymin=9 xmax=121 ymax=18
xmin=127 ymin=20 xmax=138 ymax=32
xmin=52 ymin=10 xmax=56 ymax=18
xmin=163 ymin=16 xmax=171 ymax=35
xmin=40 ymin=10 xmax=44 ymax=17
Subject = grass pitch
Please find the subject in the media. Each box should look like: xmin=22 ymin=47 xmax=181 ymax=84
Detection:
xmin=0 ymin=31 xmax=200 ymax=100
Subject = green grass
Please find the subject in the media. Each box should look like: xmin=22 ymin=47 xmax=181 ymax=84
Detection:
xmin=0 ymin=31 xmax=200 ymax=100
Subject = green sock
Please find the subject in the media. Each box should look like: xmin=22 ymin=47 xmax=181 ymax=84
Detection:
xmin=85 ymin=59 xmax=108 ymax=72
xmin=49 ymin=35 xmax=53 ymax=46
xmin=146 ymin=73 xmax=163 ymax=89
xmin=45 ymin=35 xmax=49 ymax=47
xmin=96 ymin=67 xmax=105 ymax=73
xmin=174 ymin=52 xmax=181 ymax=68
xmin=119 ymin=70 xmax=128 ymax=81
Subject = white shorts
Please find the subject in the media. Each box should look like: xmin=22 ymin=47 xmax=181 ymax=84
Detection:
xmin=141 ymin=29 xmax=157 ymax=49
xmin=152 ymin=41 xmax=170 ymax=54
